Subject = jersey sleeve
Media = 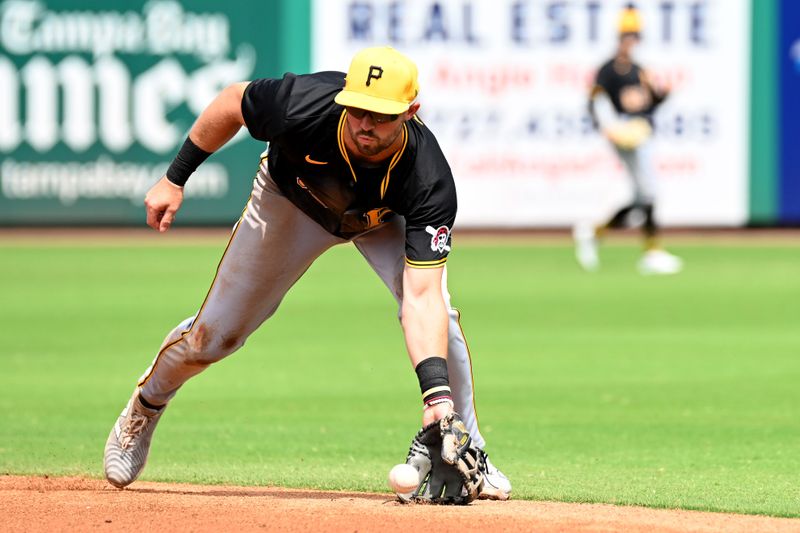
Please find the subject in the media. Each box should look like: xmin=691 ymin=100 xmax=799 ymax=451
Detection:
xmin=241 ymin=75 xmax=296 ymax=141
xmin=593 ymin=63 xmax=612 ymax=94
xmin=403 ymin=167 xmax=457 ymax=269
xmin=589 ymin=63 xmax=614 ymax=127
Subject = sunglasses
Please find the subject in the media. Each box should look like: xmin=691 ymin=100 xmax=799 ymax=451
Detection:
xmin=346 ymin=107 xmax=399 ymax=124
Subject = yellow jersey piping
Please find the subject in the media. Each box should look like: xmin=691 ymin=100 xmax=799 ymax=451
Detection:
xmin=405 ymin=257 xmax=447 ymax=269
xmin=337 ymin=109 xmax=408 ymax=199
xmin=452 ymin=307 xmax=481 ymax=436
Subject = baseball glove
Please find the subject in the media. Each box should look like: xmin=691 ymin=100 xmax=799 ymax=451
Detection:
xmin=398 ymin=412 xmax=484 ymax=505
xmin=607 ymin=117 xmax=652 ymax=150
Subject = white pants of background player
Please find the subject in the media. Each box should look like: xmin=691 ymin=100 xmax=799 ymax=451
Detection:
xmin=614 ymin=138 xmax=657 ymax=206
xmin=135 ymin=166 xmax=487 ymax=449
xmin=593 ymin=93 xmax=658 ymax=205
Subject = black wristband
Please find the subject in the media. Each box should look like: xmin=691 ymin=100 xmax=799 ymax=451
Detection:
xmin=415 ymin=357 xmax=451 ymax=406
xmin=165 ymin=136 xmax=212 ymax=187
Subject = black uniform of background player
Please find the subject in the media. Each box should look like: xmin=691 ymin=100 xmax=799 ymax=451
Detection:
xmin=591 ymin=59 xmax=666 ymax=127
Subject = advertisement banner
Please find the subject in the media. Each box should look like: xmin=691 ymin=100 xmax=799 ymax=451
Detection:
xmin=312 ymin=0 xmax=750 ymax=227
xmin=0 ymin=0 xmax=276 ymax=225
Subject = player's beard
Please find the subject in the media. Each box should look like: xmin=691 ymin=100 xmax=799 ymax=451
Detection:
xmin=347 ymin=124 xmax=403 ymax=158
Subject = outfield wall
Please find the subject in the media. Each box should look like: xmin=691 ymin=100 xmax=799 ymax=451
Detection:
xmin=0 ymin=0 xmax=793 ymax=227
xmin=0 ymin=0 xmax=297 ymax=225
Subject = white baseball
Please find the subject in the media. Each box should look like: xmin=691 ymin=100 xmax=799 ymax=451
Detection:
xmin=387 ymin=463 xmax=418 ymax=494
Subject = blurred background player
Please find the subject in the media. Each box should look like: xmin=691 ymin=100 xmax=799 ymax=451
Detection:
xmin=574 ymin=3 xmax=683 ymax=275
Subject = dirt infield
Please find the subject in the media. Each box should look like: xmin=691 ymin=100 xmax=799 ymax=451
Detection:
xmin=2 ymin=476 xmax=798 ymax=533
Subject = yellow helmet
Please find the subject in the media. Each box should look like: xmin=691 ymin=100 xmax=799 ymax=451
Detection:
xmin=618 ymin=3 xmax=642 ymax=35
xmin=334 ymin=47 xmax=419 ymax=115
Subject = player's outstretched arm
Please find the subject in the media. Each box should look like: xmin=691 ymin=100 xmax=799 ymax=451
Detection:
xmin=399 ymin=266 xmax=485 ymax=503
xmin=144 ymin=82 xmax=250 ymax=232
xmin=401 ymin=265 xmax=451 ymax=425
xmin=187 ymin=81 xmax=250 ymax=152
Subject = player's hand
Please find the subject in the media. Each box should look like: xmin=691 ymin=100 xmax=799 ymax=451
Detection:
xmin=400 ymin=412 xmax=484 ymax=505
xmin=144 ymin=176 xmax=184 ymax=233
xmin=422 ymin=400 xmax=453 ymax=427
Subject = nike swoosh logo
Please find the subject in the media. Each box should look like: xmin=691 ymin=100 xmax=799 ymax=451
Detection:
xmin=304 ymin=155 xmax=327 ymax=165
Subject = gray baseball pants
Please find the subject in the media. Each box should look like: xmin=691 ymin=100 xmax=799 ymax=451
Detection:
xmin=615 ymin=139 xmax=657 ymax=205
xmin=136 ymin=165 xmax=487 ymax=448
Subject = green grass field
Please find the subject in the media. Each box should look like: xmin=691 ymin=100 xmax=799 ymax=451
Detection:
xmin=1 ymin=234 xmax=798 ymax=517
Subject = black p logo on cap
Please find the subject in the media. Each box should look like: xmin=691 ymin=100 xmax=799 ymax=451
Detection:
xmin=366 ymin=66 xmax=383 ymax=86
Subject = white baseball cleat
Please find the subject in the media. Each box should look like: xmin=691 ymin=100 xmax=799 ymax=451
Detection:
xmin=572 ymin=223 xmax=600 ymax=272
xmin=104 ymin=389 xmax=166 ymax=488
xmin=478 ymin=451 xmax=512 ymax=500
xmin=638 ymin=249 xmax=683 ymax=275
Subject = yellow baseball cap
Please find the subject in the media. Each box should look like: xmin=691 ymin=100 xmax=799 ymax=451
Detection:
xmin=334 ymin=46 xmax=419 ymax=115
xmin=618 ymin=4 xmax=642 ymax=35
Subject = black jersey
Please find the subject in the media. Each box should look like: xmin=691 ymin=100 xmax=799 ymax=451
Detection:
xmin=590 ymin=58 xmax=666 ymax=123
xmin=240 ymin=71 xmax=456 ymax=267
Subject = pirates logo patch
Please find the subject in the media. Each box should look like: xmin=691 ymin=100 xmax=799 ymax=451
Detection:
xmin=425 ymin=225 xmax=451 ymax=253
